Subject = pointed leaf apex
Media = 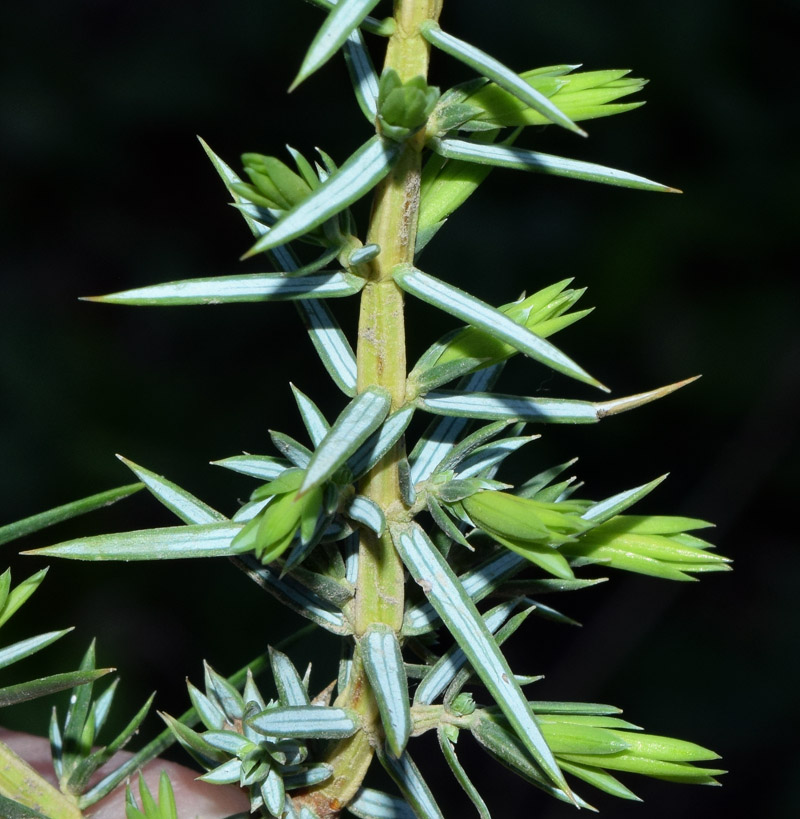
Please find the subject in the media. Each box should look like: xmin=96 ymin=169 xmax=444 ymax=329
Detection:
xmin=649 ymin=473 xmax=670 ymax=491
xmin=292 ymin=0 xmax=384 ymax=90
xmin=419 ymin=21 xmax=584 ymax=137
xmin=394 ymin=266 xmax=604 ymax=390
xmin=595 ymin=375 xmax=700 ymax=417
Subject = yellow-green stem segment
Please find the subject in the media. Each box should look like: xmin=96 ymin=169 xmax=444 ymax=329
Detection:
xmin=295 ymin=3 xmax=442 ymax=815
xmin=354 ymin=0 xmax=442 ymax=637
xmin=0 ymin=741 xmax=82 ymax=819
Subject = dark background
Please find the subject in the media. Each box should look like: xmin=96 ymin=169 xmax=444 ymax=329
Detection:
xmin=1 ymin=0 xmax=797 ymax=816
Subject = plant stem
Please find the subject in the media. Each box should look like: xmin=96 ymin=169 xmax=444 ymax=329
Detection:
xmin=296 ymin=651 xmax=379 ymax=818
xmin=352 ymin=145 xmax=420 ymax=637
xmin=0 ymin=742 xmax=82 ymax=819
xmin=384 ymin=0 xmax=443 ymax=83
xmin=353 ymin=0 xmax=441 ymax=639
xmin=295 ymin=3 xmax=441 ymax=814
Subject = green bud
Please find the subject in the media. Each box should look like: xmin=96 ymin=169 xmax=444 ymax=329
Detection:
xmin=442 ymin=723 xmax=460 ymax=743
xmin=240 ymin=152 xmax=314 ymax=212
xmin=258 ymin=156 xmax=313 ymax=209
xmin=562 ymin=514 xmax=730 ymax=581
xmin=257 ymin=487 xmax=324 ymax=562
xmin=450 ymin=692 xmax=476 ymax=716
xmin=377 ymin=69 xmax=441 ymax=141
xmin=462 ymin=490 xmax=590 ymax=545
xmin=406 ymin=280 xmax=592 ymax=394
xmin=460 ymin=490 xmax=592 ymax=579
xmin=232 ymin=469 xmax=324 ymax=563
xmin=433 ymin=280 xmax=587 ymax=370
xmin=465 ymin=67 xmax=647 ymax=129
xmin=243 ymin=165 xmax=291 ymax=209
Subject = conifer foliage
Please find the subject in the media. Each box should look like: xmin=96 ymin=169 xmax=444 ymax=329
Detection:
xmin=1 ymin=1 xmax=727 ymax=816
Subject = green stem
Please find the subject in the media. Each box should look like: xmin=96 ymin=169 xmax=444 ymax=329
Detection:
xmin=352 ymin=145 xmax=421 ymax=637
xmin=384 ymin=0 xmax=443 ymax=83
xmin=353 ymin=0 xmax=442 ymax=638
xmin=295 ymin=650 xmax=379 ymax=818
xmin=295 ymin=2 xmax=442 ymax=814
xmin=0 ymin=741 xmax=82 ymax=819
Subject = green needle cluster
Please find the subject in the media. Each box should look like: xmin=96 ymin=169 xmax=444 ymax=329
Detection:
xmin=236 ymin=152 xmax=317 ymax=212
xmin=233 ymin=469 xmax=326 ymax=564
xmin=162 ymin=656 xmax=354 ymax=817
